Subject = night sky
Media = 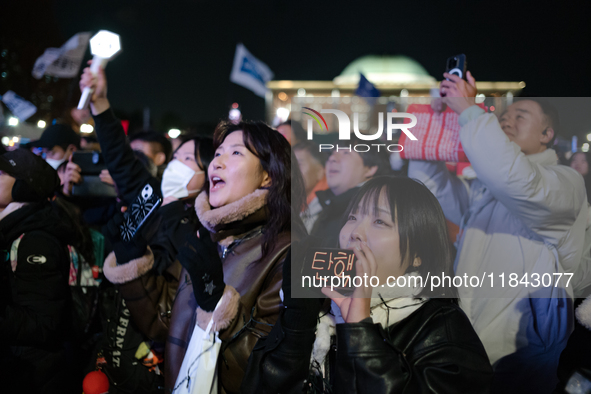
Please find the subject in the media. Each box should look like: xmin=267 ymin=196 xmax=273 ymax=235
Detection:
xmin=4 ymin=0 xmax=591 ymax=135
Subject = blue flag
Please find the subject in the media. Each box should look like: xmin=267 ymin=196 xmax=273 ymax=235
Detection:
xmin=356 ymin=73 xmax=381 ymax=98
xmin=230 ymin=44 xmax=274 ymax=98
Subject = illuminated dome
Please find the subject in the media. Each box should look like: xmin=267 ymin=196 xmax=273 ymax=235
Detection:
xmin=333 ymin=55 xmax=436 ymax=85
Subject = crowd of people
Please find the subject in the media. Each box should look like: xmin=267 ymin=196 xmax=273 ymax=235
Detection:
xmin=1 ymin=63 xmax=591 ymax=394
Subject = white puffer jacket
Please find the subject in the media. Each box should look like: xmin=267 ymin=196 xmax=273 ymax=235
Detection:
xmin=409 ymin=105 xmax=587 ymax=368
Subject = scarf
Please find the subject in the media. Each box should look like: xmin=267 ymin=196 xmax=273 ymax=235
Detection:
xmin=313 ymin=272 xmax=428 ymax=367
xmin=194 ymin=189 xmax=268 ymax=246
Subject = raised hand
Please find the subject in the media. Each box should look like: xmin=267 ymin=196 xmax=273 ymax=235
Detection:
xmin=99 ymin=169 xmax=115 ymax=186
xmin=103 ymin=206 xmax=149 ymax=264
xmin=79 ymin=60 xmax=110 ymax=115
xmin=322 ymin=242 xmax=377 ymax=323
xmin=62 ymin=155 xmax=82 ymax=196
xmin=440 ymin=71 xmax=478 ymax=115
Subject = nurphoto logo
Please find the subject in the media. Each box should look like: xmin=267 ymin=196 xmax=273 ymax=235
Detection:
xmin=302 ymin=107 xmax=418 ymax=152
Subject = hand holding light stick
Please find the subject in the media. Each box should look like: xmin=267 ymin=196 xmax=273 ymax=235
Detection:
xmin=77 ymin=30 xmax=121 ymax=110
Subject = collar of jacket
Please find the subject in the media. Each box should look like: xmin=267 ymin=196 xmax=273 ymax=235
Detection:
xmin=526 ymin=148 xmax=558 ymax=166
xmin=369 ymin=297 xmax=429 ymax=329
xmin=0 ymin=202 xmax=27 ymax=223
xmin=194 ymin=189 xmax=269 ymax=242
xmin=0 ymin=200 xmax=77 ymax=249
xmin=330 ymin=271 xmax=427 ymax=326
xmin=315 ymin=293 xmax=428 ymax=367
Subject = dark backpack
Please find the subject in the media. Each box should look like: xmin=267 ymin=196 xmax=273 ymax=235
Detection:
xmin=10 ymin=229 xmax=104 ymax=341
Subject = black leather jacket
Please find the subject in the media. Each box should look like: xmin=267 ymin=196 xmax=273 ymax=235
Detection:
xmin=241 ymin=299 xmax=492 ymax=394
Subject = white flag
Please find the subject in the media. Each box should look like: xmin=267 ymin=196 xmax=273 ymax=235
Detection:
xmin=32 ymin=32 xmax=91 ymax=79
xmin=2 ymin=91 xmax=37 ymax=121
xmin=229 ymin=44 xmax=274 ymax=98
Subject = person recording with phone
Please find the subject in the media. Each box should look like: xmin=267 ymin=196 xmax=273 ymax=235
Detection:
xmin=30 ymin=122 xmax=121 ymax=231
xmin=79 ymin=62 xmax=214 ymax=392
xmin=409 ymin=67 xmax=587 ymax=393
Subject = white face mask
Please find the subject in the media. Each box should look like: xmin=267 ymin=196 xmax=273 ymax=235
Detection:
xmin=46 ymin=157 xmax=67 ymax=170
xmin=161 ymin=159 xmax=203 ymax=199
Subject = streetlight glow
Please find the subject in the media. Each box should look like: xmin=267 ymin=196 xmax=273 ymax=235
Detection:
xmin=276 ymin=107 xmax=290 ymax=122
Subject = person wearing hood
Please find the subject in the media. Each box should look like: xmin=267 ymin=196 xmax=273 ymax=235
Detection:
xmin=79 ymin=62 xmax=214 ymax=392
xmin=0 ymin=149 xmax=76 ymax=393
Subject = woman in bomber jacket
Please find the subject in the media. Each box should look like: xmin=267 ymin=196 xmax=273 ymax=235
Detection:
xmin=166 ymin=120 xmax=307 ymax=393
xmin=80 ymin=63 xmax=215 ymax=392
xmin=242 ymin=176 xmax=493 ymax=394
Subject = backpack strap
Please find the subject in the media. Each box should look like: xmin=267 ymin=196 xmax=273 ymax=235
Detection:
xmin=68 ymin=245 xmax=80 ymax=286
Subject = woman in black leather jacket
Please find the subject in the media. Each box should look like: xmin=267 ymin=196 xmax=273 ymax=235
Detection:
xmin=242 ymin=176 xmax=493 ymax=394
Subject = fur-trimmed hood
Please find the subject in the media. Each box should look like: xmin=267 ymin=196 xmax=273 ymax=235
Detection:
xmin=195 ymin=189 xmax=268 ymax=231
xmin=194 ymin=189 xmax=268 ymax=244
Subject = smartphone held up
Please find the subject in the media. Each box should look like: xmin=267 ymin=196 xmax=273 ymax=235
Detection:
xmin=445 ymin=54 xmax=467 ymax=80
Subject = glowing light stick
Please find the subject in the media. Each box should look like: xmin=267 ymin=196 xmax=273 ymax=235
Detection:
xmin=77 ymin=30 xmax=121 ymax=109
